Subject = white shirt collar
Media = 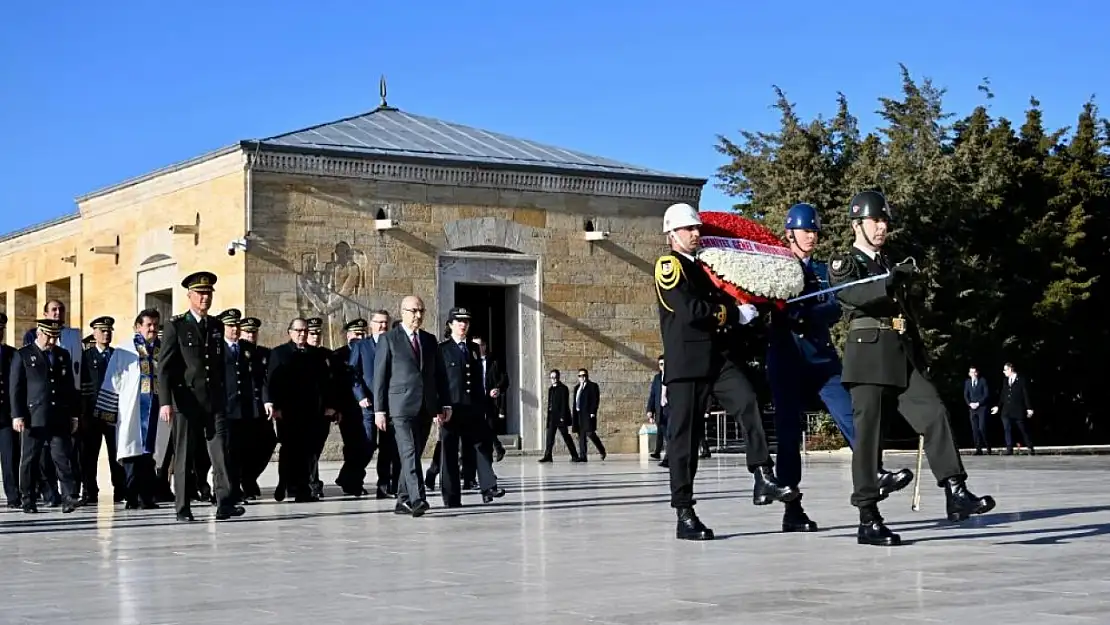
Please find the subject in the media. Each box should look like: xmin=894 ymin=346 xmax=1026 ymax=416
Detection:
xmin=853 ymin=244 xmax=878 ymax=260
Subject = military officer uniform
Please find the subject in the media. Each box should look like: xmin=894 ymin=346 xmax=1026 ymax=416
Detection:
xmin=334 ymin=318 xmax=371 ymax=496
xmin=157 ymin=271 xmax=243 ymax=522
xmin=237 ymin=316 xmax=277 ymax=499
xmin=829 ymin=190 xmax=995 ymax=546
xmin=216 ymin=308 xmax=257 ymax=503
xmin=654 ymin=202 xmax=798 ymax=541
xmin=79 ymin=316 xmax=127 ymax=503
xmin=305 ymin=316 xmax=334 ymax=497
xmin=10 ymin=319 xmax=81 ymax=513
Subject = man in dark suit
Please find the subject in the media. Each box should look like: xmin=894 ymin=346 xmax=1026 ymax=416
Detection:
xmin=964 ymin=366 xmax=991 ymax=455
xmin=538 ymin=369 xmax=579 ymax=462
xmin=79 ymin=315 xmax=126 ymax=504
xmin=350 ymin=309 xmax=399 ymax=498
xmin=572 ymin=368 xmax=607 ymax=461
xmin=216 ymin=308 xmax=257 ymax=504
xmin=236 ymin=316 xmax=277 ymax=500
xmin=473 ymin=337 xmax=508 ymax=461
xmin=10 ymin=319 xmax=80 ymax=513
xmin=372 ymin=295 xmax=450 ymax=517
xmin=434 ymin=308 xmax=506 ymax=506
xmin=157 ymin=271 xmax=244 ymax=522
xmin=333 ymin=318 xmax=370 ymax=497
xmin=263 ymin=317 xmax=337 ymax=503
xmin=645 ymin=355 xmax=668 ymax=463
xmin=992 ymin=362 xmax=1034 ymax=455
xmin=0 ymin=313 xmax=23 ymax=508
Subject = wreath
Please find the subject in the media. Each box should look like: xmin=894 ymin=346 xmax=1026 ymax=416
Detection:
xmin=696 ymin=211 xmax=805 ymax=308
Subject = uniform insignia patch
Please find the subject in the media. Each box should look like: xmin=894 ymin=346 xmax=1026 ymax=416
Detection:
xmin=831 ymin=259 xmax=843 ymax=271
xmin=655 ymin=255 xmax=682 ymax=291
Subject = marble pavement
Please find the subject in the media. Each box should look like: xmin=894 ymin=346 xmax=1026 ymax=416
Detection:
xmin=2 ymin=453 xmax=1109 ymax=624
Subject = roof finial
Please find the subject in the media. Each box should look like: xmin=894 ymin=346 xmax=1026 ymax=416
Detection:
xmin=379 ymin=74 xmax=388 ymax=108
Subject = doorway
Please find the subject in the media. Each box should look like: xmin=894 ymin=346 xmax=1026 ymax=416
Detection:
xmin=145 ymin=289 xmax=173 ymax=322
xmin=454 ymin=283 xmax=515 ymax=438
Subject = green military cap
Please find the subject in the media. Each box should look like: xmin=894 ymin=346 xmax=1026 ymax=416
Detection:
xmin=344 ymin=318 xmax=368 ymax=332
xmin=83 ymin=334 xmax=96 ymax=346
xmin=181 ymin=270 xmax=218 ymax=292
xmin=90 ymin=316 xmax=115 ymax=330
xmin=306 ymin=317 xmax=324 ymax=332
xmin=238 ymin=317 xmax=261 ymax=332
xmin=217 ymin=308 xmax=242 ymax=325
xmin=36 ymin=318 xmax=63 ymax=337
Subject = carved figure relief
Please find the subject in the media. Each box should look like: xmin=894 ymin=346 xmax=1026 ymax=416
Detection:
xmin=296 ymin=241 xmax=369 ymax=347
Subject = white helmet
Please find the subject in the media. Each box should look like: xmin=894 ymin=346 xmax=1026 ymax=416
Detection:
xmin=662 ymin=203 xmax=702 ymax=233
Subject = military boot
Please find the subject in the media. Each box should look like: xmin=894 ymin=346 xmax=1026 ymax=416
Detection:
xmin=878 ymin=468 xmax=913 ymax=496
xmin=782 ymin=494 xmax=818 ymax=532
xmin=676 ymin=507 xmax=714 ymax=541
xmin=857 ymin=505 xmax=901 ymax=546
xmin=943 ymin=477 xmax=996 ymax=522
xmin=752 ymin=465 xmax=799 ymax=505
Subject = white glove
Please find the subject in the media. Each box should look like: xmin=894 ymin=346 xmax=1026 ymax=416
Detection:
xmin=737 ymin=304 xmax=759 ymax=325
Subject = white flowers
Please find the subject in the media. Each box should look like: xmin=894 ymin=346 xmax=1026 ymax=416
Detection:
xmin=698 ymin=237 xmax=805 ymax=301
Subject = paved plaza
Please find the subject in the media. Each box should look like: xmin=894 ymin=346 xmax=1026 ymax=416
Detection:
xmin=2 ymin=453 xmax=1109 ymax=624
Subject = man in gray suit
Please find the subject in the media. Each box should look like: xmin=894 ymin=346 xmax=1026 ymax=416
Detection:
xmin=373 ymin=295 xmax=451 ymax=517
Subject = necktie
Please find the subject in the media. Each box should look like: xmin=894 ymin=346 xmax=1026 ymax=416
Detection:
xmin=46 ymin=350 xmax=53 ymax=367
xmin=458 ymin=341 xmax=468 ymax=356
xmin=231 ymin=342 xmax=239 ymax=359
xmin=661 ymin=384 xmax=668 ymax=407
xmin=411 ymin=332 xmax=421 ymax=366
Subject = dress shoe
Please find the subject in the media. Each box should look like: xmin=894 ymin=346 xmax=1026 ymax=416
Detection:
xmin=462 ymin=481 xmax=477 ymax=491
xmin=273 ymin=484 xmax=286 ymax=502
xmin=394 ymin=501 xmax=414 ymax=515
xmin=1002 ymin=449 xmax=1013 ymax=456
xmin=294 ymin=494 xmax=320 ymax=503
xmin=81 ymin=494 xmax=98 ymax=506
xmin=878 ymin=468 xmax=914 ymax=496
xmin=699 ymin=450 xmax=712 ymax=459
xmin=675 ymin=507 xmax=714 ymax=540
xmin=600 ymin=451 xmax=607 ymax=460
xmin=141 ymin=500 xmax=160 ymax=510
xmin=444 ymin=501 xmax=463 ymax=508
xmin=659 ymin=458 xmax=669 ymax=468
xmin=973 ymin=449 xmax=983 ymax=456
xmin=537 ymin=456 xmax=553 ymax=463
xmin=943 ymin=478 xmax=996 ymax=522
xmin=481 ymin=487 xmax=506 ymax=503
xmin=1029 ymin=448 xmax=1036 ymax=456
xmin=495 ymin=447 xmax=506 ymax=462
xmin=857 ymin=520 xmax=901 ymax=546
xmin=62 ymin=499 xmax=78 ymax=514
xmin=22 ymin=503 xmax=38 ymax=514
xmin=781 ymin=495 xmax=818 ymax=532
xmin=215 ymin=506 xmax=246 ymax=520
xmin=410 ymin=500 xmax=430 ymax=517
xmin=176 ymin=511 xmax=196 ymax=522
xmin=376 ymin=488 xmax=392 ymax=500
xmin=125 ymin=500 xmax=140 ymax=510
xmin=752 ymin=465 xmax=799 ymax=505
xmin=424 ymin=474 xmax=437 ymax=491
xmin=6 ymin=501 xmax=22 ymax=509
xmin=113 ymin=491 xmax=126 ymax=504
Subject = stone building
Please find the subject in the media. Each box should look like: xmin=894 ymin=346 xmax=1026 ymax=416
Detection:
xmin=0 ymin=95 xmax=705 ymax=452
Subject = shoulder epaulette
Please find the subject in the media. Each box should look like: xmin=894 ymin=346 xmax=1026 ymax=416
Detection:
xmin=172 ymin=313 xmax=187 ymax=321
xmin=829 ymin=252 xmax=861 ymax=282
xmin=655 ymin=255 xmax=683 ymax=291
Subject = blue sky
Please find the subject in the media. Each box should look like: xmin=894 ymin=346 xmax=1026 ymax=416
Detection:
xmin=1 ymin=1 xmax=1106 ymax=235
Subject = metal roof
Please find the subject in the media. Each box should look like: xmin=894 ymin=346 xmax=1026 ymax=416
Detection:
xmin=248 ymin=106 xmax=703 ymax=183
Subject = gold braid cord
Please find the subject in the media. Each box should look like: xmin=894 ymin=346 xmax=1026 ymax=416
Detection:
xmin=655 ymin=256 xmax=682 ymax=311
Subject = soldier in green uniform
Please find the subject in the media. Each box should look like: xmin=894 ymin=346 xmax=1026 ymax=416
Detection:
xmin=828 ymin=190 xmax=995 ymax=546
xmin=655 ymin=202 xmax=798 ymax=541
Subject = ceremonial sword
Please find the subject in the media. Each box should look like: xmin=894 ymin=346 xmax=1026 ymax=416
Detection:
xmin=785 ymin=271 xmax=892 ymax=304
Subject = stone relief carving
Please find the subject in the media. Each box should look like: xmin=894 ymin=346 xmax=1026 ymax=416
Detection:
xmin=297 ymin=241 xmax=369 ymax=348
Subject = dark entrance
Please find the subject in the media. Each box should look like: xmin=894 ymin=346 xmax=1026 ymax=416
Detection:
xmin=453 ymin=283 xmax=511 ymax=434
xmin=144 ymin=289 xmax=174 ymax=325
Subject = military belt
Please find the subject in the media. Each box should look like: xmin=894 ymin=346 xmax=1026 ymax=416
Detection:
xmin=849 ymin=316 xmax=907 ymax=335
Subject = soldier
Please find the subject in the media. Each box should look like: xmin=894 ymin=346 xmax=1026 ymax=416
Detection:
xmin=157 ymin=271 xmax=244 ymax=522
xmin=216 ymin=308 xmax=256 ymax=504
xmin=304 ymin=316 xmax=333 ymax=498
xmin=829 ymin=190 xmax=995 ymax=546
xmin=236 ymin=316 xmax=277 ymax=499
xmin=10 ymin=319 xmax=81 ymax=513
xmin=655 ymin=202 xmax=797 ymax=541
xmin=80 ymin=316 xmax=127 ymax=504
xmin=434 ymin=307 xmax=506 ymax=506
xmin=333 ymin=318 xmax=371 ymax=496
xmin=767 ymin=203 xmax=911 ymax=532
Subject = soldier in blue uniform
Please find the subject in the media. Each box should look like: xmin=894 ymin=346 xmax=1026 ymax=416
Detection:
xmin=767 ymin=204 xmax=912 ymax=532
xmin=829 ymin=191 xmax=995 ymax=546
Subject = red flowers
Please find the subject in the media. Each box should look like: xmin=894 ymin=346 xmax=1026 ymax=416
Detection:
xmin=696 ymin=211 xmax=793 ymax=309
xmin=699 ymin=211 xmax=784 ymax=247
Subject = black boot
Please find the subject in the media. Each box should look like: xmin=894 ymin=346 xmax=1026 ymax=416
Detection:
xmin=857 ymin=505 xmax=901 ymax=546
xmin=782 ymin=494 xmax=818 ymax=532
xmin=878 ymin=468 xmax=913 ymax=496
xmin=752 ymin=465 xmax=799 ymax=505
xmin=943 ymin=477 xmax=996 ymax=522
xmin=675 ymin=507 xmax=714 ymax=541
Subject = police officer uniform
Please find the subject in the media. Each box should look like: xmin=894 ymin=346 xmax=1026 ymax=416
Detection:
xmin=434 ymin=308 xmax=505 ymax=506
xmin=157 ymin=271 xmax=244 ymax=522
xmin=829 ymin=191 xmax=995 ymax=546
xmin=10 ymin=319 xmax=81 ymax=513
xmin=216 ymin=308 xmax=256 ymax=503
xmin=79 ymin=315 xmax=126 ymax=503
xmin=236 ymin=316 xmax=277 ymax=499
xmin=768 ymin=204 xmax=912 ymax=532
xmin=305 ymin=316 xmax=333 ymax=498
xmin=655 ymin=203 xmax=797 ymax=541
xmin=334 ymin=318 xmax=372 ymax=496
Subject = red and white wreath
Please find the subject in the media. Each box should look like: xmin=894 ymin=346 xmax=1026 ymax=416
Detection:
xmin=696 ymin=211 xmax=805 ymax=308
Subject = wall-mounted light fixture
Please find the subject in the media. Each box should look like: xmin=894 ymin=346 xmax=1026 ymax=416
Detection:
xmin=169 ymin=213 xmax=201 ymax=245
xmin=60 ymin=254 xmax=77 ymax=265
xmin=582 ymin=219 xmax=610 ymax=241
xmin=373 ymin=207 xmax=397 ymax=231
xmin=90 ymin=235 xmax=121 ymax=265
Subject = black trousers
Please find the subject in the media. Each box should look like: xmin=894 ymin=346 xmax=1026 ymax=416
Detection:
xmin=336 ymin=409 xmax=369 ymax=492
xmin=437 ymin=407 xmax=498 ymax=504
xmin=370 ymin=418 xmax=400 ymax=493
xmin=276 ymin=416 xmax=315 ymax=498
xmin=0 ymin=425 xmax=21 ymax=505
xmin=847 ymin=363 xmax=966 ymax=508
xmin=969 ymin=408 xmax=989 ymax=450
xmin=1002 ymin=417 xmax=1033 ymax=451
xmin=240 ymin=418 xmax=277 ymax=493
xmin=173 ymin=413 xmax=233 ymax=515
xmin=392 ymin=412 xmax=431 ymax=506
xmin=20 ymin=426 xmax=78 ymax=501
xmin=483 ymin=402 xmax=506 ymax=454
xmin=543 ymin=421 xmax=579 ymax=459
xmin=666 ymin=358 xmax=771 ymax=509
xmin=80 ymin=418 xmax=126 ymax=498
xmin=122 ymin=454 xmax=157 ymax=505
xmin=576 ymin=421 xmax=607 ymax=460
xmin=654 ymin=416 xmax=668 ymax=456
xmin=308 ymin=419 xmax=331 ymax=494
xmin=223 ymin=417 xmax=247 ymax=500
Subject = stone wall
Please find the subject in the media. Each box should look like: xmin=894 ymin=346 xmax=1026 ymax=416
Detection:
xmin=246 ymin=171 xmax=671 ymax=453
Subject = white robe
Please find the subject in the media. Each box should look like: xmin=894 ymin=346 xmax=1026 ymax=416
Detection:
xmin=98 ymin=341 xmax=152 ymax=461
